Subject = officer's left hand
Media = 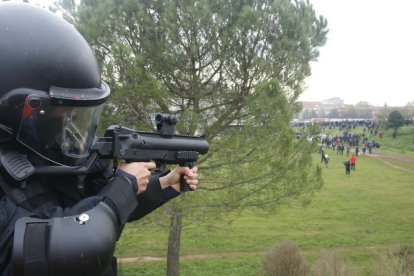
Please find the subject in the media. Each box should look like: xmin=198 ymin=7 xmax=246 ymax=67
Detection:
xmin=159 ymin=166 xmax=198 ymax=192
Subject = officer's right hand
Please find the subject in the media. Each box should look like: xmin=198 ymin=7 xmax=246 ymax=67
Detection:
xmin=118 ymin=162 xmax=156 ymax=194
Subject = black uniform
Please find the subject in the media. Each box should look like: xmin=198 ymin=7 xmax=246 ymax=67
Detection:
xmin=0 ymin=150 xmax=179 ymax=275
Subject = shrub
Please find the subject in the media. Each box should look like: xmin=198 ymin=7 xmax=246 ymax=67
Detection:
xmin=394 ymin=245 xmax=414 ymax=274
xmin=375 ymin=245 xmax=414 ymax=276
xmin=312 ymin=250 xmax=357 ymax=276
xmin=259 ymin=240 xmax=309 ymax=276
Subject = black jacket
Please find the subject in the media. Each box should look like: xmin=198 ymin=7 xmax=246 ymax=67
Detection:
xmin=0 ymin=159 xmax=179 ymax=275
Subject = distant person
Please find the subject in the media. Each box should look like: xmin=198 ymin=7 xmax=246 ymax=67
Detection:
xmin=344 ymin=160 xmax=351 ymax=176
xmin=321 ymin=150 xmax=326 ymax=164
xmin=324 ymin=153 xmax=330 ymax=168
xmin=350 ymin=154 xmax=357 ymax=170
xmin=336 ymin=144 xmax=344 ymax=155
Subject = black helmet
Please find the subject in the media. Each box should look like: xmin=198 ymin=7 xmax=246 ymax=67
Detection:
xmin=0 ymin=3 xmax=110 ymax=166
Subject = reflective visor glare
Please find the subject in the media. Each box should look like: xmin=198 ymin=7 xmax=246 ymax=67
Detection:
xmin=62 ymin=106 xmax=102 ymax=158
xmin=17 ymin=94 xmax=103 ymax=166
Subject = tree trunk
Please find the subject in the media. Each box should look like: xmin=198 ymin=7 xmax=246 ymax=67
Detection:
xmin=166 ymin=207 xmax=183 ymax=276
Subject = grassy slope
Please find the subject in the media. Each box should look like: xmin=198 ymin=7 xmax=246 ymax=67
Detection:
xmin=379 ymin=125 xmax=414 ymax=153
xmin=116 ymin=126 xmax=414 ymax=275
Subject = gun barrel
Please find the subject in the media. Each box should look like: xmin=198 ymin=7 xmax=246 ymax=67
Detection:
xmin=131 ymin=132 xmax=209 ymax=154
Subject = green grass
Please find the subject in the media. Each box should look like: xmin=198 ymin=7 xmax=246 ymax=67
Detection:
xmin=375 ymin=125 xmax=414 ymax=153
xmin=116 ymin=125 xmax=414 ymax=275
xmin=118 ymin=256 xmax=263 ymax=276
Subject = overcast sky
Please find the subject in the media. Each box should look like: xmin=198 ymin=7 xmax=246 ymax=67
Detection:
xmin=300 ymin=0 xmax=414 ymax=107
xmin=25 ymin=0 xmax=414 ymax=107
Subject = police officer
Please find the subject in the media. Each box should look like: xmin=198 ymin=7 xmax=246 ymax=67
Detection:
xmin=0 ymin=3 xmax=198 ymax=275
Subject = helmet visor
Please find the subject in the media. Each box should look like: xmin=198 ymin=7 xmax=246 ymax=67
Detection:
xmin=17 ymin=94 xmax=103 ymax=166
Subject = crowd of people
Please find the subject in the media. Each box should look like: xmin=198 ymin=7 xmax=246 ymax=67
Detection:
xmin=317 ymin=120 xmax=384 ymax=176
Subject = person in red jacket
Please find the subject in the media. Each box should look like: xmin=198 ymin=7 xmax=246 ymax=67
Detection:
xmin=350 ymin=154 xmax=357 ymax=170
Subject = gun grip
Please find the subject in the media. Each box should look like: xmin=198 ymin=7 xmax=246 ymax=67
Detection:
xmin=180 ymin=163 xmax=193 ymax=192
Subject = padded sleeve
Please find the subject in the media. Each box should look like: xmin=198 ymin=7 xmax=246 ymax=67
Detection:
xmin=12 ymin=202 xmax=118 ymax=276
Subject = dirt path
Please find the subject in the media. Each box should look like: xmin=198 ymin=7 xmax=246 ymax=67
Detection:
xmin=117 ymin=243 xmax=407 ymax=265
xmin=366 ymin=152 xmax=414 ymax=174
xmin=118 ymin=252 xmax=262 ymax=264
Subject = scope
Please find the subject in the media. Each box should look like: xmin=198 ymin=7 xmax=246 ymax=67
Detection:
xmin=155 ymin=113 xmax=176 ymax=137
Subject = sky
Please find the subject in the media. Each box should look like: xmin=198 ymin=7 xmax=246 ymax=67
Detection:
xmin=15 ymin=0 xmax=414 ymax=107
xmin=300 ymin=0 xmax=414 ymax=107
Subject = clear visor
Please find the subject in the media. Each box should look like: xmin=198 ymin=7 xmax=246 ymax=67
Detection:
xmin=17 ymin=95 xmax=103 ymax=166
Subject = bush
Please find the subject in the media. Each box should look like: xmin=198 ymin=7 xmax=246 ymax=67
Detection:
xmin=375 ymin=245 xmax=414 ymax=276
xmin=312 ymin=250 xmax=357 ymax=276
xmin=259 ymin=240 xmax=309 ymax=276
xmin=395 ymin=245 xmax=414 ymax=274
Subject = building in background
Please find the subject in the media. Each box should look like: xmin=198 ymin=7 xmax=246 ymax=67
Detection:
xmin=295 ymin=97 xmax=414 ymax=123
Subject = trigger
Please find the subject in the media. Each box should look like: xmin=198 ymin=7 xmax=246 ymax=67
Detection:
xmin=158 ymin=169 xmax=171 ymax=177
xmin=154 ymin=162 xmax=166 ymax=174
